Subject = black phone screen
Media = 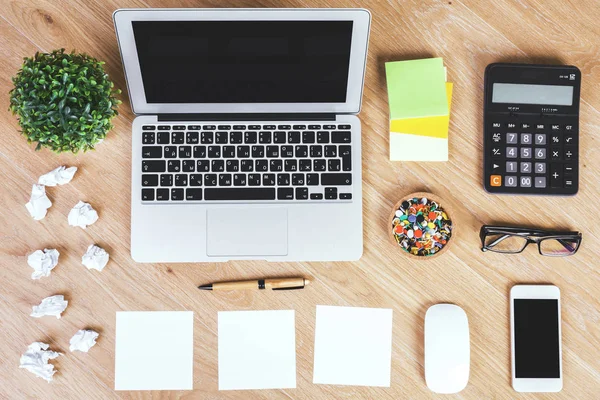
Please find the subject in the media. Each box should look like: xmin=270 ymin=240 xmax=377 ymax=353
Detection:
xmin=514 ymin=299 xmax=560 ymax=378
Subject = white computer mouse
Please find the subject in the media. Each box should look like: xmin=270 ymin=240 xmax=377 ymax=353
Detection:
xmin=424 ymin=304 xmax=470 ymax=394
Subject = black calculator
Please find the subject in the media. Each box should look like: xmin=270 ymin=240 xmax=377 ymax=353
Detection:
xmin=484 ymin=63 xmax=580 ymax=195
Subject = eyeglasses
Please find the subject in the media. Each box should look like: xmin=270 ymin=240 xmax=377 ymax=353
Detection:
xmin=480 ymin=225 xmax=581 ymax=256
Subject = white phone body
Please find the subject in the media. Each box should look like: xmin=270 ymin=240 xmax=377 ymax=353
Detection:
xmin=510 ymin=285 xmax=562 ymax=392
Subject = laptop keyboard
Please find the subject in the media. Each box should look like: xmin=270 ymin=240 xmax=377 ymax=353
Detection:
xmin=140 ymin=123 xmax=354 ymax=202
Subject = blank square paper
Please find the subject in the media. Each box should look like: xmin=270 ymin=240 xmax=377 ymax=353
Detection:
xmin=313 ymin=305 xmax=393 ymax=387
xmin=115 ymin=311 xmax=194 ymax=391
xmin=218 ymin=310 xmax=296 ymax=390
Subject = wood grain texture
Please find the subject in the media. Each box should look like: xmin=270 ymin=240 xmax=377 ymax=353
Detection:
xmin=0 ymin=0 xmax=599 ymax=398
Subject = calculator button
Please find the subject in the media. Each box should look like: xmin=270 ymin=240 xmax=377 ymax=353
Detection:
xmin=551 ymin=124 xmax=561 ymax=131
xmin=535 ymin=124 xmax=545 ymax=130
xmin=521 ymin=123 xmax=531 ymax=129
xmin=535 ymin=177 xmax=547 ymax=188
xmin=505 ymin=176 xmax=517 ymax=187
xmin=534 ymin=148 xmax=546 ymax=159
xmin=490 ymin=175 xmax=502 ymax=187
xmin=551 ymin=148 xmax=561 ymax=160
xmin=491 ymin=162 xmax=502 ymax=172
xmin=492 ymin=147 xmax=503 ymax=158
xmin=550 ymin=164 xmax=562 ymax=188
xmin=520 ymin=176 xmax=532 ymax=188
xmin=506 ymin=133 xmax=518 ymax=144
xmin=507 ymin=123 xmax=517 ymax=129
xmin=491 ymin=132 xmax=502 ymax=143
xmin=521 ymin=133 xmax=532 ymax=145
xmin=520 ymin=147 xmax=532 ymax=159
xmin=492 ymin=122 xmax=502 ymax=128
xmin=550 ymin=134 xmax=561 ymax=144
xmin=520 ymin=162 xmax=532 ymax=173
xmin=565 ymin=149 xmax=575 ymax=160
xmin=564 ymin=164 xmax=574 ymax=175
xmin=506 ymin=147 xmax=517 ymax=158
xmin=564 ymin=135 xmax=575 ymax=145
xmin=506 ymin=162 xmax=517 ymax=173
xmin=565 ymin=178 xmax=574 ymax=188
xmin=535 ymin=162 xmax=546 ymax=174
xmin=534 ymin=134 xmax=546 ymax=145
xmin=565 ymin=124 xmax=575 ymax=132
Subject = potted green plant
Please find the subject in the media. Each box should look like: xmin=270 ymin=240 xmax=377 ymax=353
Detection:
xmin=9 ymin=49 xmax=121 ymax=153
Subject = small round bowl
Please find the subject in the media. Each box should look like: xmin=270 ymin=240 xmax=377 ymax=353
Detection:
xmin=388 ymin=192 xmax=456 ymax=259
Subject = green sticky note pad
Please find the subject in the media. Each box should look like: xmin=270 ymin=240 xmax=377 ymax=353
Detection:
xmin=385 ymin=58 xmax=449 ymax=120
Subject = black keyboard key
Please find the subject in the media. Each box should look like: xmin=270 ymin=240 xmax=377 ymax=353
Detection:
xmin=142 ymin=160 xmax=166 ymax=173
xmin=142 ymin=146 xmax=162 ymax=158
xmin=277 ymin=188 xmax=294 ymax=200
xmin=340 ymin=145 xmax=352 ymax=171
xmin=142 ymin=125 xmax=155 ymax=130
xmin=203 ymin=125 xmax=216 ymax=130
xmin=219 ymin=174 xmax=232 ymax=186
xmin=293 ymin=125 xmax=306 ymax=130
xmin=160 ymin=174 xmax=173 ymax=187
xmin=248 ymin=125 xmax=261 ymax=130
xmin=218 ymin=125 xmax=231 ymax=130
xmin=292 ymin=173 xmax=305 ymax=186
xmin=190 ymin=174 xmax=202 ymax=186
xmin=143 ymin=132 xmax=155 ymax=144
xmin=339 ymin=124 xmax=351 ymax=129
xmin=295 ymin=145 xmax=308 ymax=158
xmin=234 ymin=174 xmax=247 ymax=186
xmin=255 ymin=159 xmax=268 ymax=172
xmin=244 ymin=131 xmax=257 ymax=143
xmin=156 ymin=188 xmax=169 ymax=201
xmin=321 ymin=173 xmax=352 ymax=185
xmin=270 ymin=160 xmax=283 ymax=172
xmin=308 ymin=125 xmax=321 ymax=130
xmin=212 ymin=160 xmax=225 ymax=172
xmin=197 ymin=160 xmax=210 ymax=172
xmin=296 ymin=187 xmax=309 ymax=200
xmin=179 ymin=146 xmax=192 ymax=158
xmin=215 ymin=131 xmax=228 ymax=144
xmin=187 ymin=125 xmax=202 ymax=130
xmin=274 ymin=131 xmax=286 ymax=143
xmin=164 ymin=146 xmax=177 ymax=158
xmin=267 ymin=146 xmax=280 ymax=158
xmin=241 ymin=159 xmax=254 ymax=172
xmin=324 ymin=124 xmax=336 ymax=130
xmin=281 ymin=146 xmax=294 ymax=158
xmin=186 ymin=132 xmax=199 ymax=144
xmin=157 ymin=125 xmax=171 ymax=130
xmin=310 ymin=193 xmax=323 ymax=200
xmin=259 ymin=131 xmax=272 ymax=144
xmin=167 ymin=160 xmax=181 ymax=172
xmin=314 ymin=159 xmax=326 ymax=171
xmin=328 ymin=159 xmax=341 ymax=171
xmin=325 ymin=145 xmax=337 ymax=157
xmin=300 ymin=159 xmax=312 ymax=171
xmin=201 ymin=132 xmax=214 ymax=144
xmin=142 ymin=174 xmax=158 ymax=187
xmin=332 ymin=131 xmax=351 ymax=143
xmin=310 ymin=145 xmax=323 ymax=158
xmin=288 ymin=131 xmax=301 ymax=143
xmin=317 ymin=131 xmax=330 ymax=143
xmin=193 ymin=146 xmax=206 ymax=159
xmin=186 ymin=188 xmax=203 ymax=200
xmin=222 ymin=145 xmax=235 ymax=158
xmin=263 ymin=174 xmax=276 ymax=186
xmin=205 ymin=188 xmax=276 ymax=201
xmin=226 ymin=160 xmax=240 ymax=172
xmin=208 ymin=146 xmax=221 ymax=158
xmin=142 ymin=188 xmax=154 ymax=201
xmin=251 ymin=145 xmax=265 ymax=158
xmin=248 ymin=174 xmax=261 ymax=186
xmin=230 ymin=131 xmax=243 ymax=144
xmin=204 ymin=174 xmax=217 ymax=186
xmin=171 ymin=188 xmax=184 ymax=200
xmin=172 ymin=132 xmax=184 ymax=144
xmin=307 ymin=173 xmax=319 ymax=186
xmin=233 ymin=125 xmax=246 ymax=130
xmin=277 ymin=173 xmax=290 ymax=186
xmin=284 ymin=159 xmax=298 ymax=172
xmin=237 ymin=145 xmax=250 ymax=158
xmin=173 ymin=125 xmax=185 ymax=131
xmin=157 ymin=132 xmax=169 ymax=144
xmin=182 ymin=160 xmax=195 ymax=172
xmin=278 ymin=125 xmax=291 ymax=130
xmin=340 ymin=193 xmax=352 ymax=200
xmin=175 ymin=174 xmax=188 ymax=187
xmin=263 ymin=125 xmax=276 ymax=130
xmin=325 ymin=187 xmax=338 ymax=200
xmin=302 ymin=131 xmax=315 ymax=143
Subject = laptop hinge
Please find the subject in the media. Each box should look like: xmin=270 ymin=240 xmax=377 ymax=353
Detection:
xmin=157 ymin=113 xmax=337 ymax=122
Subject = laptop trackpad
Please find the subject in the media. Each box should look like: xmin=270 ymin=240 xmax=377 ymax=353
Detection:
xmin=206 ymin=208 xmax=288 ymax=257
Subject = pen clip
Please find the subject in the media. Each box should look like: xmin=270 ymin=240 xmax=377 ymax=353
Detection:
xmin=272 ymin=286 xmax=304 ymax=291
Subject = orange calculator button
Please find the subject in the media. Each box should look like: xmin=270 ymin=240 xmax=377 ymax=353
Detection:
xmin=490 ymin=175 xmax=502 ymax=187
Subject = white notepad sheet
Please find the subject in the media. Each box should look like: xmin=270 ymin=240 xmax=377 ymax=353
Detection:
xmin=313 ymin=305 xmax=393 ymax=387
xmin=218 ymin=310 xmax=296 ymax=390
xmin=114 ymin=311 xmax=194 ymax=391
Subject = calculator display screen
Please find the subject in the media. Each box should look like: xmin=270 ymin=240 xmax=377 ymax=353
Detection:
xmin=492 ymin=83 xmax=573 ymax=106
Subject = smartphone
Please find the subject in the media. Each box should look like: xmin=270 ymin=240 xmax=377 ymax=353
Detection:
xmin=510 ymin=285 xmax=562 ymax=392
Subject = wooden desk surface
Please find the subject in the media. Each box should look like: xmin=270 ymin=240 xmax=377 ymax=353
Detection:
xmin=1 ymin=0 xmax=599 ymax=398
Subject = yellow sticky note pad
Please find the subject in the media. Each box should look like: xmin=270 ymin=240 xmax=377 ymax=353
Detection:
xmin=390 ymin=83 xmax=453 ymax=138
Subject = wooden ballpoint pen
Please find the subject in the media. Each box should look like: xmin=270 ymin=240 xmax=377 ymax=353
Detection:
xmin=198 ymin=277 xmax=310 ymax=291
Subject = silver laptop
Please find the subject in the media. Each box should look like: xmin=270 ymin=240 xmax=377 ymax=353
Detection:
xmin=113 ymin=8 xmax=370 ymax=262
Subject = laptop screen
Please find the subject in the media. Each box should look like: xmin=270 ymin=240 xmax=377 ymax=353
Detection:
xmin=132 ymin=21 xmax=353 ymax=104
